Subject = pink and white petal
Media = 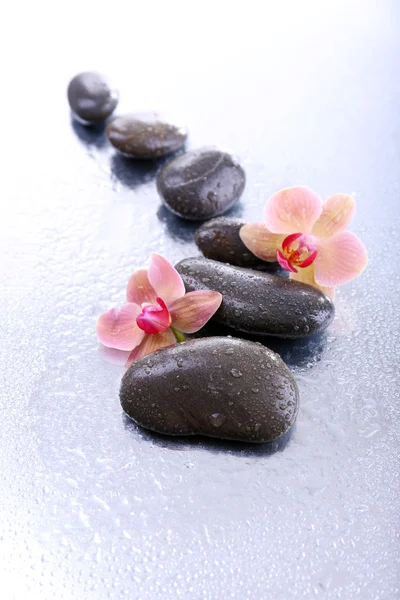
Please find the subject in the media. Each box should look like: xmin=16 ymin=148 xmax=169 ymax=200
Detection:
xmin=169 ymin=290 xmax=223 ymax=334
xmin=290 ymin=265 xmax=335 ymax=299
xmin=312 ymin=194 xmax=356 ymax=239
xmin=98 ymin=344 xmax=131 ymax=366
xmin=96 ymin=303 xmax=145 ymax=351
xmin=126 ymin=268 xmax=157 ymax=304
xmin=148 ymin=253 xmax=185 ymax=306
xmin=239 ymin=223 xmax=284 ymax=261
xmin=264 ymin=186 xmax=323 ymax=234
xmin=314 ymin=231 xmax=368 ymax=288
xmin=125 ymin=329 xmax=176 ymax=368
xmin=276 ymin=250 xmax=298 ymax=272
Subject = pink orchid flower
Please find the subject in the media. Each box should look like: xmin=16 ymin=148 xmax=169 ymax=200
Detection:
xmin=96 ymin=253 xmax=222 ymax=368
xmin=240 ymin=186 xmax=368 ymax=299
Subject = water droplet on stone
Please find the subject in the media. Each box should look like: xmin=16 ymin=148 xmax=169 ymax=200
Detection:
xmin=230 ymin=368 xmax=243 ymax=378
xmin=209 ymin=413 xmax=227 ymax=428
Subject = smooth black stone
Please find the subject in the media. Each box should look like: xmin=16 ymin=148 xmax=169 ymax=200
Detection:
xmin=156 ymin=147 xmax=246 ymax=220
xmin=106 ymin=112 xmax=187 ymax=159
xmin=175 ymin=257 xmax=335 ymax=338
xmin=120 ymin=337 xmax=299 ymax=443
xmin=195 ymin=216 xmax=279 ymax=270
xmin=67 ymin=71 xmax=118 ymax=124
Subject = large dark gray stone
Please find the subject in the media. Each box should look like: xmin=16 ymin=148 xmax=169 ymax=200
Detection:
xmin=120 ymin=337 xmax=299 ymax=443
xmin=175 ymin=257 xmax=335 ymax=338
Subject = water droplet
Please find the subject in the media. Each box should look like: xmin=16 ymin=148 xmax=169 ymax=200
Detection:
xmin=230 ymin=368 xmax=243 ymax=378
xmin=177 ymin=359 xmax=184 ymax=367
xmin=234 ymin=309 xmax=242 ymax=317
xmin=228 ymin=401 xmax=233 ymax=406
xmin=225 ymin=348 xmax=234 ymax=355
xmin=209 ymin=413 xmax=227 ymax=428
xmin=251 ymin=388 xmax=259 ymax=393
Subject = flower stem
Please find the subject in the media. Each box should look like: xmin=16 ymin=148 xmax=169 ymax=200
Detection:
xmin=171 ymin=327 xmax=186 ymax=343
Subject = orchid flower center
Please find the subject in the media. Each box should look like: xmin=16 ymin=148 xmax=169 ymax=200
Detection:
xmin=276 ymin=233 xmax=318 ymax=273
xmin=136 ymin=297 xmax=172 ymax=334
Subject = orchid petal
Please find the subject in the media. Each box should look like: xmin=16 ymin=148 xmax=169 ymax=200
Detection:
xmin=169 ymin=290 xmax=223 ymax=333
xmin=282 ymin=232 xmax=303 ymax=252
xmin=297 ymin=249 xmax=318 ymax=268
xmin=264 ymin=186 xmax=323 ymax=234
xmin=148 ymin=253 xmax=185 ymax=306
xmin=136 ymin=298 xmax=172 ymax=334
xmin=239 ymin=223 xmax=284 ymax=261
xmin=289 ymin=264 xmax=335 ymax=299
xmin=126 ymin=268 xmax=156 ymax=304
xmin=276 ymin=250 xmax=298 ymax=272
xmin=98 ymin=344 xmax=131 ymax=366
xmin=312 ymin=194 xmax=356 ymax=238
xmin=125 ymin=329 xmax=176 ymax=368
xmin=314 ymin=231 xmax=368 ymax=287
xmin=96 ymin=303 xmax=145 ymax=351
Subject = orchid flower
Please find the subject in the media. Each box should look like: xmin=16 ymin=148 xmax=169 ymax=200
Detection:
xmin=96 ymin=253 xmax=222 ymax=368
xmin=240 ymin=186 xmax=368 ymax=299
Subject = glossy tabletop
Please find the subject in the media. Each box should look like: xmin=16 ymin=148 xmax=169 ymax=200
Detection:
xmin=1 ymin=1 xmax=399 ymax=599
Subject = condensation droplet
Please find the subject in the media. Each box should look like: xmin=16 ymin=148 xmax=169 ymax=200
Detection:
xmin=230 ymin=368 xmax=243 ymax=378
xmin=209 ymin=413 xmax=227 ymax=428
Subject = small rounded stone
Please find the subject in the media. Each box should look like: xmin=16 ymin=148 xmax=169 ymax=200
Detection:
xmin=156 ymin=147 xmax=246 ymax=220
xmin=195 ymin=216 xmax=278 ymax=270
xmin=67 ymin=71 xmax=118 ymax=124
xmin=120 ymin=337 xmax=299 ymax=443
xmin=106 ymin=112 xmax=188 ymax=159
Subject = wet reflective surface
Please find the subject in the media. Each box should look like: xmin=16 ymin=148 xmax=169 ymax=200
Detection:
xmin=1 ymin=1 xmax=399 ymax=598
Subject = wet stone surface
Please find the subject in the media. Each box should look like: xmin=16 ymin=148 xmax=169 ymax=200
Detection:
xmin=106 ymin=112 xmax=188 ymax=159
xmin=157 ymin=147 xmax=246 ymax=220
xmin=195 ymin=216 xmax=279 ymax=270
xmin=67 ymin=71 xmax=119 ymax=124
xmin=176 ymin=257 xmax=335 ymax=338
xmin=120 ymin=337 xmax=299 ymax=443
